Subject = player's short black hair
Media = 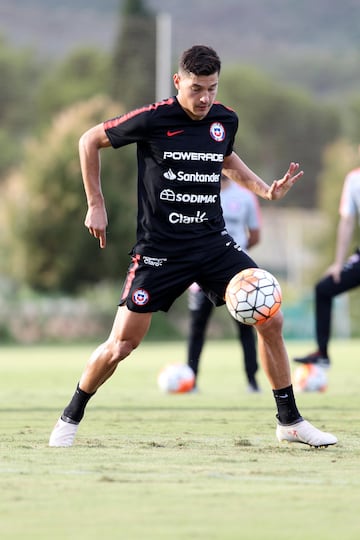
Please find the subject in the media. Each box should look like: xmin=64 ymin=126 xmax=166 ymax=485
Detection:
xmin=179 ymin=45 xmax=221 ymax=76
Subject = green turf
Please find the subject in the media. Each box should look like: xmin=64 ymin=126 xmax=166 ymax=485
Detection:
xmin=1 ymin=339 xmax=359 ymax=539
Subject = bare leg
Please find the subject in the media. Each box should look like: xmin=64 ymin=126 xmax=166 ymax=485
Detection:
xmin=255 ymin=310 xmax=291 ymax=390
xmin=253 ymin=309 xmax=337 ymax=445
xmin=49 ymin=306 xmax=152 ymax=447
xmin=79 ymin=305 xmax=152 ymax=393
xmin=50 ymin=305 xmax=337 ymax=448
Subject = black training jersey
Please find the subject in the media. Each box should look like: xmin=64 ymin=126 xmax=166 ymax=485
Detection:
xmin=104 ymin=97 xmax=238 ymax=255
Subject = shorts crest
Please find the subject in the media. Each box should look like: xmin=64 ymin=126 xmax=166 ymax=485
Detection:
xmin=132 ymin=288 xmax=150 ymax=306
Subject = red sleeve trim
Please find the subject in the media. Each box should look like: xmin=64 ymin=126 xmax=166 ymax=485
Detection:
xmin=104 ymin=97 xmax=175 ymax=130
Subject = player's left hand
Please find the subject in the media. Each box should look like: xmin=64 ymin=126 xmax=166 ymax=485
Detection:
xmin=268 ymin=162 xmax=303 ymax=200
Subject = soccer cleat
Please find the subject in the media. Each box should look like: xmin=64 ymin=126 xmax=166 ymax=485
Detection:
xmin=276 ymin=419 xmax=337 ymax=448
xmin=49 ymin=417 xmax=79 ymax=447
xmin=293 ymin=351 xmax=330 ymax=367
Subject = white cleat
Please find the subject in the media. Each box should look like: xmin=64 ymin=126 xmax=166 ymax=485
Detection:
xmin=276 ymin=419 xmax=337 ymax=448
xmin=49 ymin=417 xmax=79 ymax=447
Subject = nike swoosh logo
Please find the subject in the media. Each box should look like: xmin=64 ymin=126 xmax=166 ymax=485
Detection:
xmin=278 ymin=394 xmax=288 ymax=399
xmin=167 ymin=130 xmax=184 ymax=137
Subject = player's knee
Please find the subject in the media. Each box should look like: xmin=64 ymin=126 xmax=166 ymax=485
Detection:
xmin=107 ymin=337 xmax=137 ymax=365
xmin=256 ymin=309 xmax=283 ymax=336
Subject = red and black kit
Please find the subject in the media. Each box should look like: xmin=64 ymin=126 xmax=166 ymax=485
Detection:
xmin=104 ymin=97 xmax=257 ymax=312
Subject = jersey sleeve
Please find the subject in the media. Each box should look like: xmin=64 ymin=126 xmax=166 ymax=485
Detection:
xmin=103 ymin=98 xmax=176 ymax=149
xmin=103 ymin=107 xmax=150 ymax=148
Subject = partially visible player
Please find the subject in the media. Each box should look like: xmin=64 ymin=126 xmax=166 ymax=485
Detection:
xmin=49 ymin=45 xmax=337 ymax=448
xmin=187 ymin=174 xmax=262 ymax=392
xmin=294 ymin=145 xmax=360 ymax=368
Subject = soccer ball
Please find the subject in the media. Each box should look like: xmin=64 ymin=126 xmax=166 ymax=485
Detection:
xmin=225 ymin=267 xmax=282 ymax=325
xmin=157 ymin=363 xmax=195 ymax=393
xmin=293 ymin=364 xmax=328 ymax=392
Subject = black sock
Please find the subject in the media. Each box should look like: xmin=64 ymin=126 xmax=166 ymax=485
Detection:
xmin=61 ymin=383 xmax=96 ymax=424
xmin=273 ymin=385 xmax=302 ymax=425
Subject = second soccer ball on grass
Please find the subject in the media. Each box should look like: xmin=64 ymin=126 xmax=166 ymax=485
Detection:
xmin=293 ymin=364 xmax=328 ymax=392
xmin=157 ymin=363 xmax=195 ymax=394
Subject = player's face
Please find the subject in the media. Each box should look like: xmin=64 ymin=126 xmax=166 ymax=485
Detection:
xmin=173 ymin=71 xmax=219 ymax=120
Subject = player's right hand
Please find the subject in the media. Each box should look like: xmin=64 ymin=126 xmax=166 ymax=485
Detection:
xmin=324 ymin=262 xmax=342 ymax=283
xmin=84 ymin=206 xmax=108 ymax=248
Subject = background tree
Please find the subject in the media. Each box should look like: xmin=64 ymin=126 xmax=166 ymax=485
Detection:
xmin=0 ymin=96 xmax=137 ymax=293
xmin=35 ymin=48 xmax=111 ymax=130
xmin=111 ymin=0 xmax=156 ymax=109
xmin=347 ymin=95 xmax=360 ymax=143
xmin=0 ymin=36 xmax=40 ymax=176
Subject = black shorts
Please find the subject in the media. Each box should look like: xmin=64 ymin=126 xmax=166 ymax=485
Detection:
xmin=119 ymin=233 xmax=258 ymax=313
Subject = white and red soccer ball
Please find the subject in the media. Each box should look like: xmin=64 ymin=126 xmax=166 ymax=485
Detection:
xmin=157 ymin=363 xmax=195 ymax=394
xmin=225 ymin=268 xmax=282 ymax=325
xmin=293 ymin=364 xmax=328 ymax=392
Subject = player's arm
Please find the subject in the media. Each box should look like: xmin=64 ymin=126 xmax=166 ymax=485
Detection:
xmin=247 ymin=227 xmax=260 ymax=249
xmin=246 ymin=192 xmax=261 ymax=249
xmin=222 ymin=152 xmax=303 ymax=201
xmin=79 ymin=123 xmax=112 ymax=248
xmin=325 ymin=214 xmax=355 ymax=283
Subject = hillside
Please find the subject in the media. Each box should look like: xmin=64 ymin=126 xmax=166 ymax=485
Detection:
xmin=1 ymin=0 xmax=360 ymax=98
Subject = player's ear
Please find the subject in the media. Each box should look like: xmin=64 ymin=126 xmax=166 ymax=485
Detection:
xmin=173 ymin=73 xmax=180 ymax=90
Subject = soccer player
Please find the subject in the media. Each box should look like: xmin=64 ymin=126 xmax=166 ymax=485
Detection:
xmin=187 ymin=174 xmax=262 ymax=392
xmin=49 ymin=45 xmax=337 ymax=448
xmin=294 ymin=146 xmax=360 ymax=367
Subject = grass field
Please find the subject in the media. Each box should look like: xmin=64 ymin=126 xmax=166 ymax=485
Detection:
xmin=1 ymin=338 xmax=360 ymax=539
